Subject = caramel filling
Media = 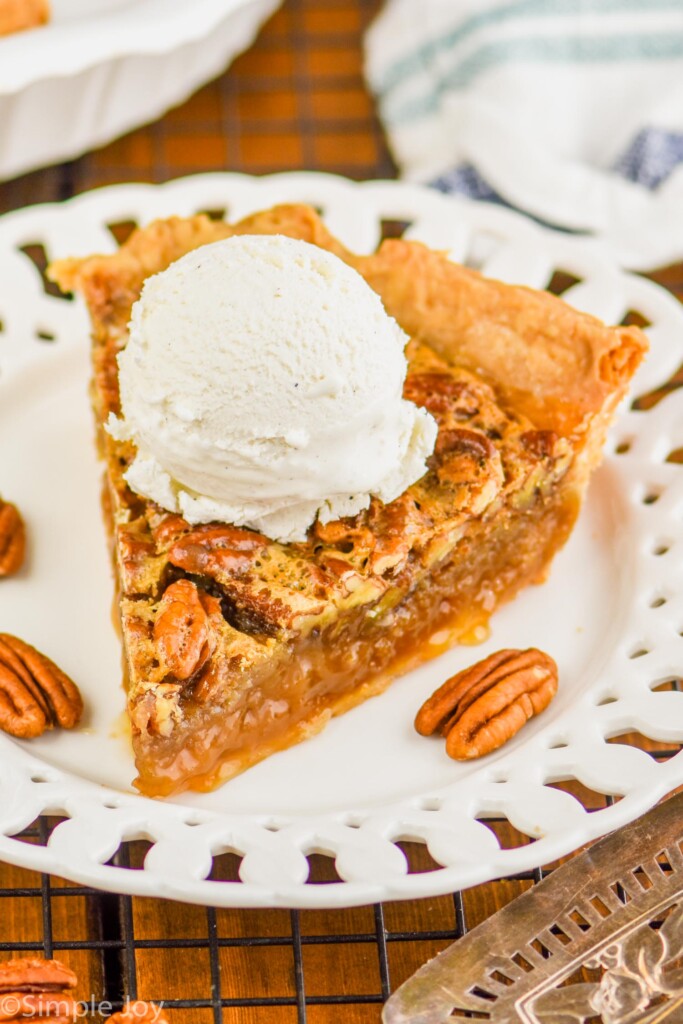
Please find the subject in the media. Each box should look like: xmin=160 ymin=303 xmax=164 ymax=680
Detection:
xmin=132 ymin=490 xmax=578 ymax=797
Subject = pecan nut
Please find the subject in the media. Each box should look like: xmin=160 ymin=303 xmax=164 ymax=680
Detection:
xmin=520 ymin=429 xmax=559 ymax=459
xmin=434 ymin=427 xmax=495 ymax=461
xmin=116 ymin=524 xmax=166 ymax=597
xmin=415 ymin=648 xmax=558 ymax=760
xmin=0 ymin=499 xmax=26 ymax=578
xmin=404 ymin=372 xmax=479 ymax=422
xmin=431 ymin=428 xmax=504 ymax=517
xmin=0 ymin=635 xmax=84 ymax=739
xmin=0 ymin=993 xmax=80 ymax=1022
xmin=0 ymin=958 xmax=77 ymax=993
xmin=367 ymin=493 xmax=427 ymax=576
xmin=0 ymin=958 xmax=78 ymax=1023
xmin=148 ymin=510 xmax=191 ymax=549
xmin=153 ymin=579 xmax=222 ymax=681
xmin=168 ymin=525 xmax=267 ymax=578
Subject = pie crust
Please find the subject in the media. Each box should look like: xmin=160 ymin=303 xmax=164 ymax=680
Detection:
xmin=50 ymin=205 xmax=647 ymax=796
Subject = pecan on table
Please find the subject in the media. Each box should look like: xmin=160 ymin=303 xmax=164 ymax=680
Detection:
xmin=0 ymin=498 xmax=26 ymax=578
xmin=415 ymin=648 xmax=558 ymax=760
xmin=153 ymin=578 xmax=222 ymax=681
xmin=0 ymin=634 xmax=84 ymax=739
xmin=0 ymin=957 xmax=78 ymax=1023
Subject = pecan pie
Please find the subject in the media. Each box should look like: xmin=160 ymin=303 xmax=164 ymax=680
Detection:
xmin=0 ymin=0 xmax=49 ymax=35
xmin=50 ymin=204 xmax=646 ymax=796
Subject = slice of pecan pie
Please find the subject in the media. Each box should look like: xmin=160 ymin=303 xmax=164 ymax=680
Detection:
xmin=50 ymin=205 xmax=647 ymax=796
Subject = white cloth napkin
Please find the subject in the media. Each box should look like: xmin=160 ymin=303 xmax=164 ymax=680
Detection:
xmin=365 ymin=0 xmax=683 ymax=270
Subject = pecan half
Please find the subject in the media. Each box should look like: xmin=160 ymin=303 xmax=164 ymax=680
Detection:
xmin=0 ymin=499 xmax=26 ymax=578
xmin=110 ymin=1002 xmax=169 ymax=1024
xmin=148 ymin=510 xmax=191 ymax=549
xmin=433 ymin=428 xmax=504 ymax=516
xmin=0 ymin=993 xmax=80 ymax=1022
xmin=520 ymin=430 xmax=559 ymax=459
xmin=0 ymin=635 xmax=84 ymax=739
xmin=367 ymin=493 xmax=427 ymax=576
xmin=435 ymin=427 xmax=495 ymax=460
xmin=415 ymin=648 xmax=558 ymax=760
xmin=404 ymin=372 xmax=479 ymax=422
xmin=318 ymin=554 xmax=359 ymax=583
xmin=168 ymin=525 xmax=267 ymax=578
xmin=153 ymin=579 xmax=222 ymax=681
xmin=0 ymin=959 xmax=77 ymax=994
xmin=116 ymin=525 xmax=165 ymax=596
xmin=0 ymin=958 xmax=78 ymax=1023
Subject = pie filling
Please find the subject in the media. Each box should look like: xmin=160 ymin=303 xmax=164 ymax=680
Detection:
xmin=131 ymin=487 xmax=578 ymax=797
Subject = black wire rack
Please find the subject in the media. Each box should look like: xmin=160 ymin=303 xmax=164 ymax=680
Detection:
xmin=2 ymin=769 xmax=681 ymax=1022
xmin=0 ymin=1 xmax=682 ymax=1021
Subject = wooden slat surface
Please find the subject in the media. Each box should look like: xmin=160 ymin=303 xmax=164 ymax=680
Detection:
xmin=0 ymin=1 xmax=681 ymax=1021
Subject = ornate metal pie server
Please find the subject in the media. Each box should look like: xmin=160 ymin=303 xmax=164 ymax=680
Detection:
xmin=383 ymin=792 xmax=683 ymax=1023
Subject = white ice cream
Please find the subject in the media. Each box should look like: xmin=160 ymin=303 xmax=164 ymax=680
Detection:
xmin=108 ymin=234 xmax=437 ymax=543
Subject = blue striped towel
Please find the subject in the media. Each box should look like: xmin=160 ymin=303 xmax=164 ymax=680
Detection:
xmin=365 ymin=0 xmax=683 ymax=269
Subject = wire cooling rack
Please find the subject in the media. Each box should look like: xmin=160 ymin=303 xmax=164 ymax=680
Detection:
xmin=0 ymin=839 xmax=542 ymax=1018
xmin=2 ymin=779 xmax=681 ymax=1023
xmin=0 ymin=1 xmax=681 ymax=1021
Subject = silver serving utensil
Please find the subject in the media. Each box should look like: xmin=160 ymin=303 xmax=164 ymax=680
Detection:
xmin=383 ymin=792 xmax=683 ymax=1023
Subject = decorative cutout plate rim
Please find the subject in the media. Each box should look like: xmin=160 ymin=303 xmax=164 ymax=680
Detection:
xmin=0 ymin=172 xmax=681 ymax=909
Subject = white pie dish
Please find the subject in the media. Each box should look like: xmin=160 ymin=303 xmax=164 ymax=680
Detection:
xmin=0 ymin=0 xmax=281 ymax=181
xmin=0 ymin=172 xmax=681 ymax=908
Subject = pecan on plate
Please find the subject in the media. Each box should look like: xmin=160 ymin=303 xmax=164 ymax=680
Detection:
xmin=109 ymin=1002 xmax=169 ymax=1024
xmin=415 ymin=648 xmax=558 ymax=760
xmin=0 ymin=498 xmax=26 ymax=578
xmin=0 ymin=634 xmax=84 ymax=739
xmin=0 ymin=957 xmax=78 ymax=1023
xmin=153 ymin=579 xmax=222 ymax=681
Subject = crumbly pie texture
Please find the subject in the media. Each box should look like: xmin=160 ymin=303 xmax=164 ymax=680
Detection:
xmin=0 ymin=0 xmax=48 ymax=36
xmin=50 ymin=205 xmax=647 ymax=797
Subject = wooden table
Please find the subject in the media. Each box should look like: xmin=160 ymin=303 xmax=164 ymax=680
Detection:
xmin=0 ymin=1 xmax=681 ymax=1021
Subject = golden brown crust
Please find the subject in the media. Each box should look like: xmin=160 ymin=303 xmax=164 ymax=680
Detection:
xmin=359 ymin=238 xmax=647 ymax=436
xmin=0 ymin=0 xmax=48 ymax=36
xmin=49 ymin=203 xmax=646 ymax=794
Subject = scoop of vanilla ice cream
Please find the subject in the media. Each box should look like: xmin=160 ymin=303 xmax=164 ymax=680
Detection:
xmin=108 ymin=233 xmax=437 ymax=543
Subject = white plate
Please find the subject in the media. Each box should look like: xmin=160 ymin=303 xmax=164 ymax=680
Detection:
xmin=0 ymin=172 xmax=682 ymax=908
xmin=0 ymin=0 xmax=281 ymax=180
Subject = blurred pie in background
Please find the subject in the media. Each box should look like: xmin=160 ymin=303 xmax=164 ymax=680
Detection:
xmin=0 ymin=0 xmax=48 ymax=35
